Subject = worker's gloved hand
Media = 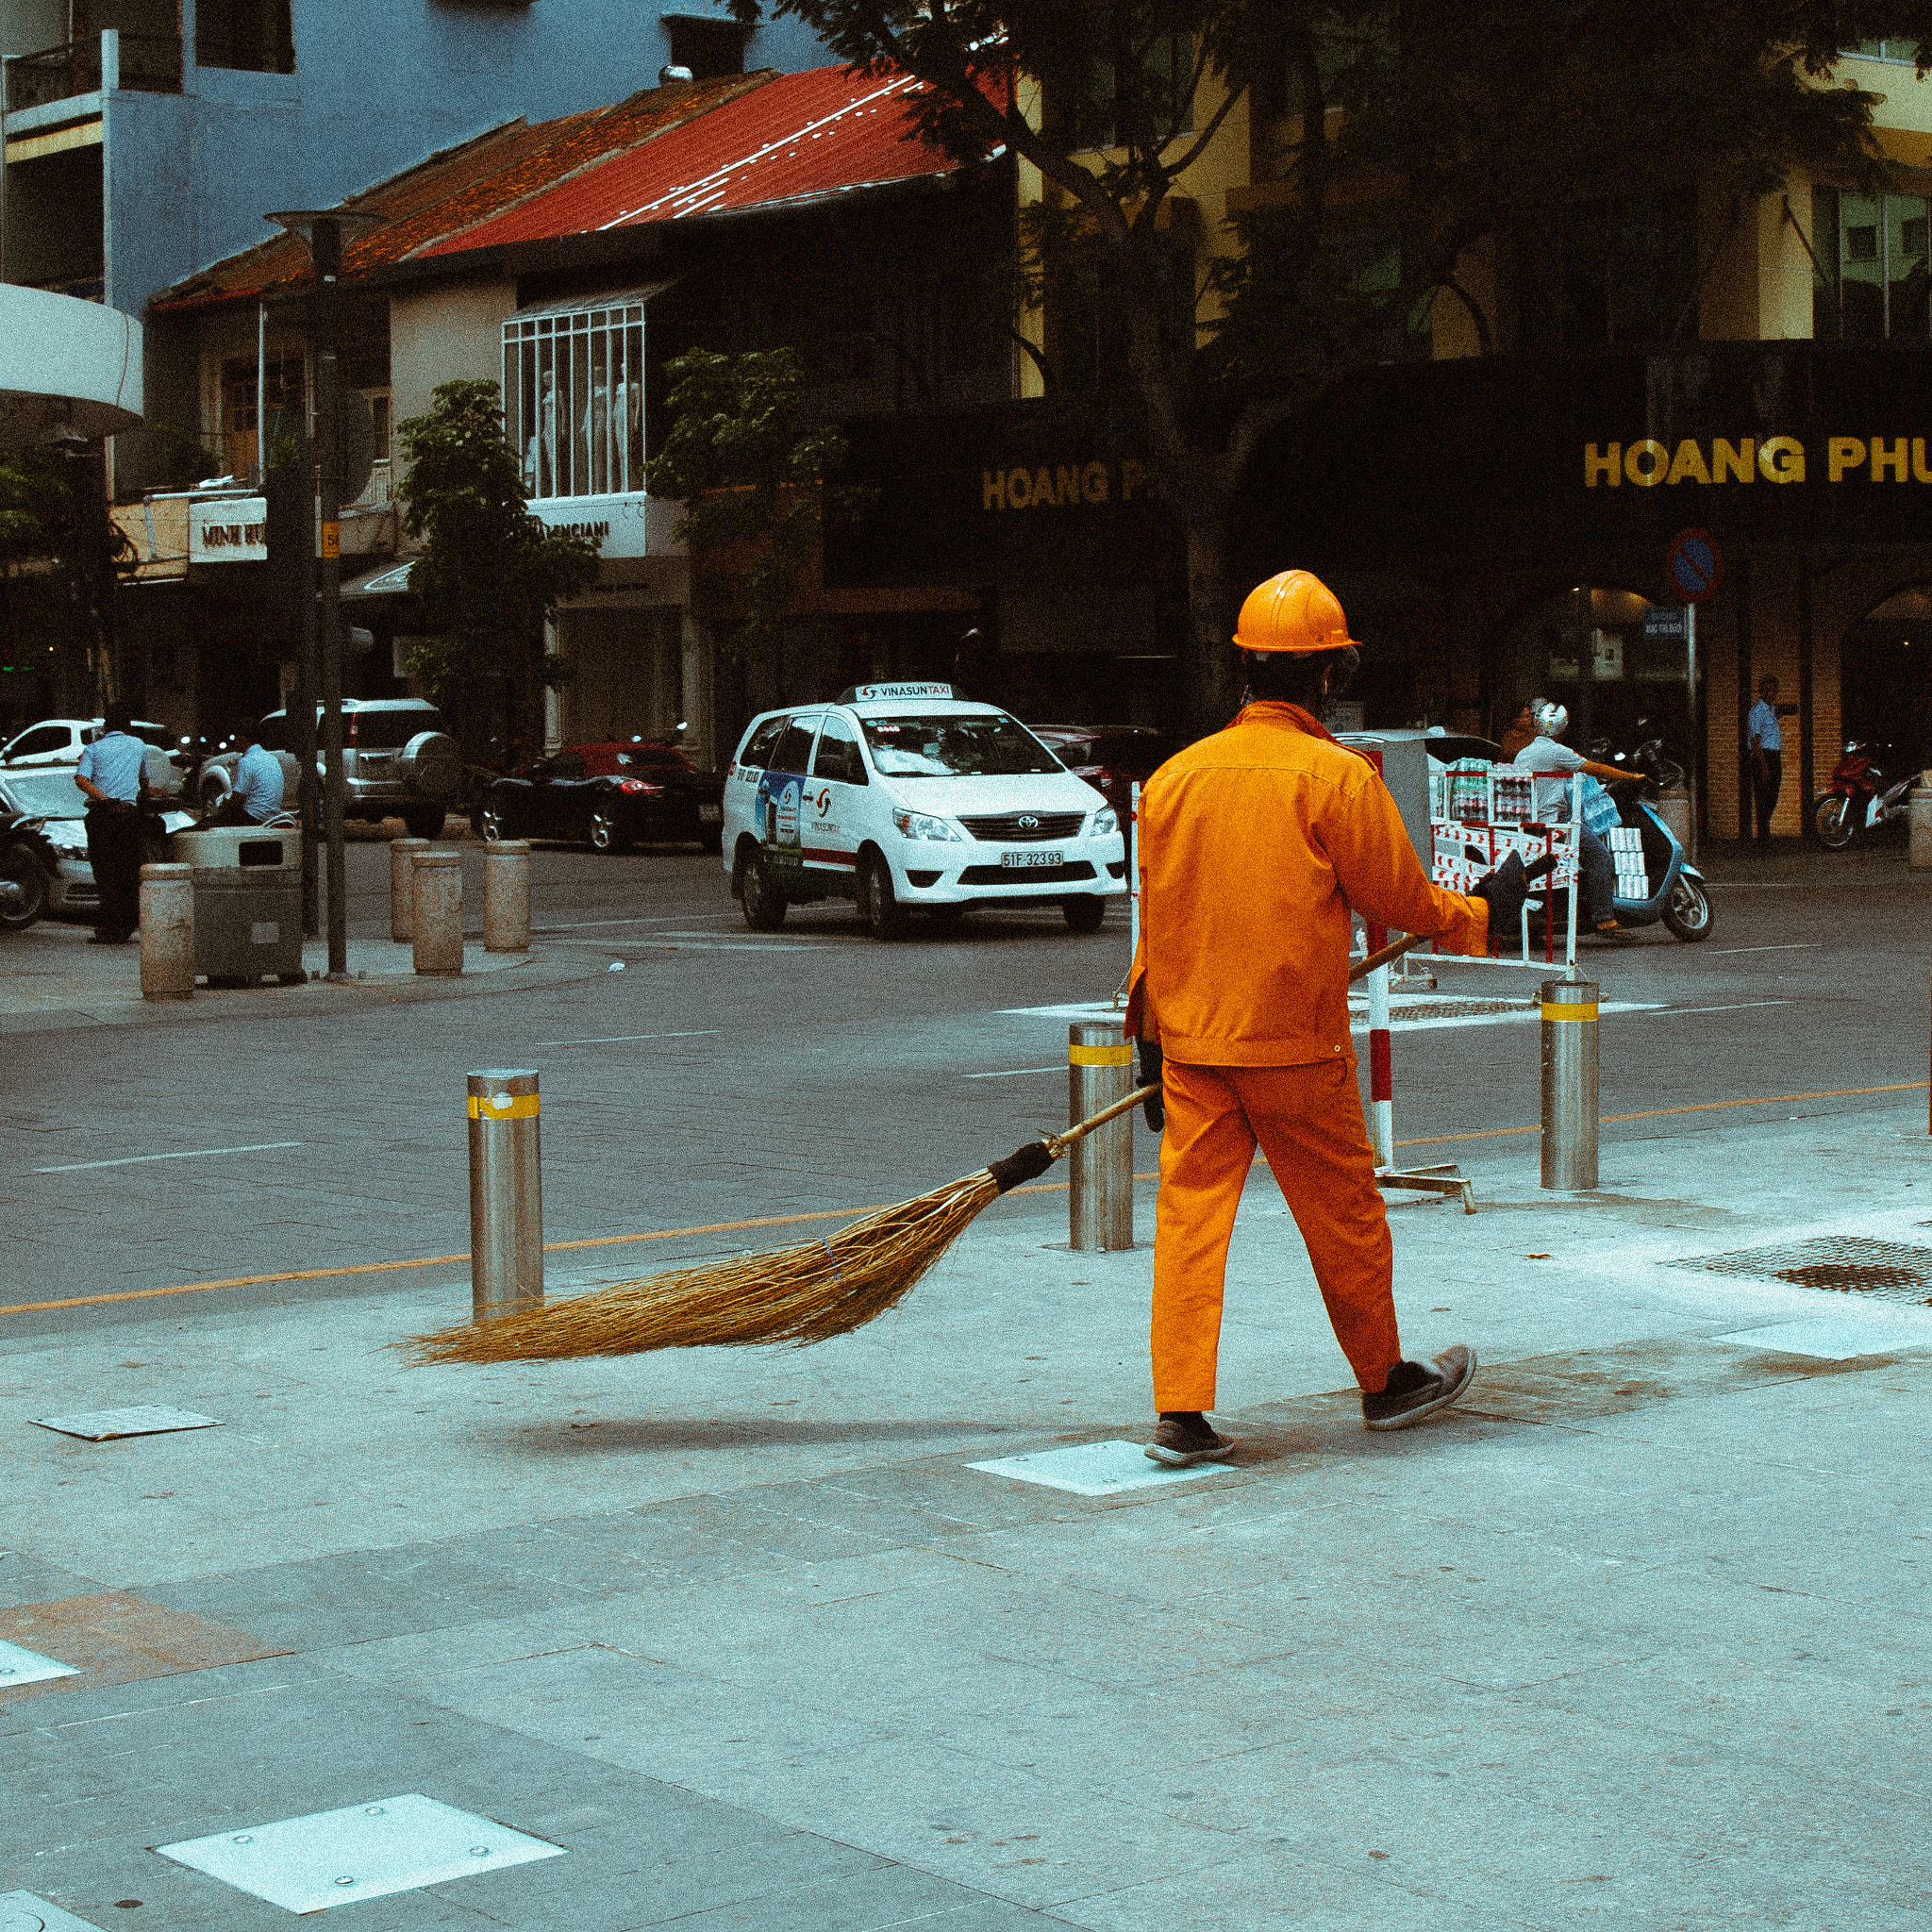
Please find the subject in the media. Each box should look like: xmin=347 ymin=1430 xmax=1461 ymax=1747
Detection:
xmin=1471 ymin=851 xmax=1529 ymax=938
xmin=1137 ymin=1039 xmax=1165 ymax=1133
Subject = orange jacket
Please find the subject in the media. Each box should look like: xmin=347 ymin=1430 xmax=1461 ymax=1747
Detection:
xmin=1125 ymin=702 xmax=1491 ymax=1066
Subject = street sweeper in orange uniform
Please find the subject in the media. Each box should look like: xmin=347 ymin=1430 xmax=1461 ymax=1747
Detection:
xmin=1125 ymin=569 xmax=1531 ymax=1465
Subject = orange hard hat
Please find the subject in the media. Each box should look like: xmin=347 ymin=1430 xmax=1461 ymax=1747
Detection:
xmin=1233 ymin=569 xmax=1361 ymax=654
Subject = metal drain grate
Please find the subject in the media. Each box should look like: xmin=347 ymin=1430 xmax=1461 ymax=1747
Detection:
xmin=1664 ymin=1236 xmax=1932 ymax=1305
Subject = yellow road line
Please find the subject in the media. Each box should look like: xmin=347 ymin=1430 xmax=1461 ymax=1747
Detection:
xmin=7 ymin=1078 xmax=1922 ymax=1320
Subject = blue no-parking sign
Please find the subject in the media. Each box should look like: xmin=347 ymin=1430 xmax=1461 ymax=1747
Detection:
xmin=1666 ymin=528 xmax=1723 ymax=604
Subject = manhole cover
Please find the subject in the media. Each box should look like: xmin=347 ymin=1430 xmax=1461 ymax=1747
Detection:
xmin=1664 ymin=1237 xmax=1932 ymax=1304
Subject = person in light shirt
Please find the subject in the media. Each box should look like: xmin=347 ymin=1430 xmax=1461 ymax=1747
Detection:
xmin=1511 ymin=699 xmax=1629 ymax=942
xmin=1748 ymin=675 xmax=1782 ymax=848
xmin=73 ymin=706 xmax=149 ymax=943
xmin=229 ymin=729 xmax=286 ymax=824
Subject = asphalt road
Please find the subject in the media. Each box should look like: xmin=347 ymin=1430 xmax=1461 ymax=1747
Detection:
xmin=6 ymin=829 xmax=1927 ymax=1341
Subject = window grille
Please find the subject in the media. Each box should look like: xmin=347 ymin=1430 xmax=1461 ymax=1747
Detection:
xmin=503 ymin=302 xmax=648 ymax=501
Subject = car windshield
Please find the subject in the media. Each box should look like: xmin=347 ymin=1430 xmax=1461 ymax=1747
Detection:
xmin=860 ymin=715 xmax=1062 ymax=778
xmin=3 ymin=771 xmax=86 ymax=818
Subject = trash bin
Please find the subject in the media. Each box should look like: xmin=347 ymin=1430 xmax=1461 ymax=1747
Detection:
xmin=171 ymin=825 xmax=304 ymax=984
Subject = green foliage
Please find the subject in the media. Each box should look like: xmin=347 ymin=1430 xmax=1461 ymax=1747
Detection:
xmin=0 ymin=446 xmax=125 ymax=712
xmin=143 ymin=424 xmax=224 ymax=492
xmin=643 ymin=347 xmax=858 ymax=661
xmin=395 ymin=379 xmax=600 ymax=762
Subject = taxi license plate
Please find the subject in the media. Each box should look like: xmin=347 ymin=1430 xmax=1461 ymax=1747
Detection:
xmin=698 ymin=804 xmax=723 ymax=822
xmin=1001 ymin=849 xmax=1062 ymax=869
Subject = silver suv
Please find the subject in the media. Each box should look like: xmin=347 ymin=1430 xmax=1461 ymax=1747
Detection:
xmin=196 ymin=699 xmax=461 ymax=841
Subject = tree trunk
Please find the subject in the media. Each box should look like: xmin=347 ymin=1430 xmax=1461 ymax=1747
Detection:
xmin=1181 ymin=496 xmax=1243 ymax=739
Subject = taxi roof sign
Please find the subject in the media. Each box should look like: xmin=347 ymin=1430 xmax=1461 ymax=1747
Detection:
xmin=839 ymin=682 xmax=954 ymax=704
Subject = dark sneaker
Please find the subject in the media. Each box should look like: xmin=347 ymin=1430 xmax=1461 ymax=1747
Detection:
xmin=1144 ymin=1412 xmax=1239 ymax=1466
xmin=1361 ymin=1345 xmax=1477 ymax=1431
xmin=1593 ymin=921 xmax=1635 ymax=942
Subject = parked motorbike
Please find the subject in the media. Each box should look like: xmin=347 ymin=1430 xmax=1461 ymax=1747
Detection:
xmin=1526 ymin=784 xmax=1713 ymax=943
xmin=1588 ymin=721 xmax=1688 ymax=792
xmin=1811 ymin=742 xmax=1920 ymax=850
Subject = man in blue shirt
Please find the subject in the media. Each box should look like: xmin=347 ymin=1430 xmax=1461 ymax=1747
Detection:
xmin=217 ymin=728 xmax=286 ymax=824
xmin=74 ymin=706 xmax=149 ymax=943
xmin=1748 ymin=675 xmax=1782 ymax=848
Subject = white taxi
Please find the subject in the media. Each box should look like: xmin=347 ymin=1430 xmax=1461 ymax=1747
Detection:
xmin=722 ymin=683 xmax=1126 ymax=939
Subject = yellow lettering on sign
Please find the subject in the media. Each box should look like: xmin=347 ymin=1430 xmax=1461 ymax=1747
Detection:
xmin=1667 ymin=440 xmax=1710 ymax=486
xmin=1828 ymin=436 xmax=1866 ymax=482
xmin=321 ymin=521 xmax=341 ymax=558
xmin=1082 ymin=460 xmax=1109 ymax=503
xmin=1121 ymin=458 xmax=1146 ymax=502
xmin=1007 ymin=466 xmax=1032 ymax=508
xmin=1032 ymin=466 xmax=1057 ymax=507
xmin=1873 ymin=435 xmax=1908 ymax=481
xmin=982 ymin=469 xmax=1006 ymax=510
xmin=1584 ymin=442 xmax=1621 ymax=487
xmin=1624 ymin=439 xmax=1669 ymax=487
xmin=1915 ymin=437 xmax=1932 ymax=484
xmin=1759 ymin=436 xmax=1805 ymax=483
xmin=1056 ymin=464 xmax=1080 ymax=507
xmin=1711 ymin=438 xmax=1755 ymax=484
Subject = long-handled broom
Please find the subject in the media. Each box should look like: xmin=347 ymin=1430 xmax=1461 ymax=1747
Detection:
xmin=405 ymin=922 xmax=1473 ymax=1367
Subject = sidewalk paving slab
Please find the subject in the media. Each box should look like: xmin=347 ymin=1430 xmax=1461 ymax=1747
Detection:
xmin=3 ymin=1107 xmax=1931 ymax=1929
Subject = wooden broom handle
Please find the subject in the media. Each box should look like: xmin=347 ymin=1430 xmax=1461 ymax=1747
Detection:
xmin=1050 ymin=927 xmax=1456 ymax=1152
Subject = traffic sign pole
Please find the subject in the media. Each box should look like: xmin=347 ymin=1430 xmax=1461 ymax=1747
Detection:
xmin=1687 ymin=602 xmax=1697 ymax=864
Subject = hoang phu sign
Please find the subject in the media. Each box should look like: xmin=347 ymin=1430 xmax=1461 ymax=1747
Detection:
xmin=1585 ymin=436 xmax=1932 ymax=486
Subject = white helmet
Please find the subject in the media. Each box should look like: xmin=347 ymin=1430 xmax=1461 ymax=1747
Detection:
xmin=1530 ymin=699 xmax=1569 ymax=739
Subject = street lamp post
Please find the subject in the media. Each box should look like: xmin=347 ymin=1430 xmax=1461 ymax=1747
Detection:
xmin=266 ymin=208 xmax=379 ymax=981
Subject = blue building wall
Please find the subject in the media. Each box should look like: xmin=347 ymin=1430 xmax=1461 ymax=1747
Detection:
xmin=6 ymin=0 xmax=828 ymax=322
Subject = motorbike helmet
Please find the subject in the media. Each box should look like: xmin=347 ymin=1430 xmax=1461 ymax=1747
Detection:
xmin=1530 ymin=699 xmax=1570 ymax=740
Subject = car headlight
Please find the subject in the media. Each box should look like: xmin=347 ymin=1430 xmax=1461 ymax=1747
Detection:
xmin=891 ymin=809 xmax=967 ymax=842
xmin=1089 ymin=807 xmax=1118 ymax=838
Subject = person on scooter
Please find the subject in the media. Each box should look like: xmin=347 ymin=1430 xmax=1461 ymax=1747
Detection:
xmin=1512 ymin=699 xmax=1631 ymax=942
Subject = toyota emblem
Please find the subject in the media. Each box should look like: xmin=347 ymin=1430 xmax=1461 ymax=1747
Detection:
xmin=1018 ymin=814 xmax=1039 ymax=830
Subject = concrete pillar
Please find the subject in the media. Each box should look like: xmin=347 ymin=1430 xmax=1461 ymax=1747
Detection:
xmin=1911 ymin=791 xmax=1932 ymax=873
xmin=390 ymin=837 xmax=428 ymax=941
xmin=483 ymin=840 xmax=530 ymax=951
xmin=411 ymin=850 xmax=463 ymax=976
xmin=139 ymin=862 xmax=194 ymax=1001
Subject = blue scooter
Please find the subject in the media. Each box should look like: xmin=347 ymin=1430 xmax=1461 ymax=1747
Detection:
xmin=1525 ymin=787 xmax=1713 ymax=944
xmin=1603 ymin=787 xmax=1712 ymax=941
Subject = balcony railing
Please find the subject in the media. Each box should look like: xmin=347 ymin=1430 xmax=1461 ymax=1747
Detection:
xmin=5 ymin=33 xmax=182 ymax=114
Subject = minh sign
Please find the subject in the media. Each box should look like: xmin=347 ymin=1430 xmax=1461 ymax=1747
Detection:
xmin=1585 ymin=435 xmax=1932 ymax=487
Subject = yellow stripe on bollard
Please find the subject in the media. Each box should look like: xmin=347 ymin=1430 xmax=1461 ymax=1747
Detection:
xmin=467 ymin=1093 xmax=541 ymax=1120
xmin=1540 ymin=1003 xmax=1599 ymax=1022
xmin=1069 ymin=1042 xmax=1134 ymax=1066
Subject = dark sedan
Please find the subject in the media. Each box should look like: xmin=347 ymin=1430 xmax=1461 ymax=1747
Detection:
xmin=471 ymin=741 xmax=726 ymax=852
xmin=1026 ymin=724 xmax=1177 ymax=827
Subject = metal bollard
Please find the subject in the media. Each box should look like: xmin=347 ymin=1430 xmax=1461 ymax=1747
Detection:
xmin=1069 ymin=1022 xmax=1134 ymax=1250
xmin=138 ymin=862 xmax=194 ymax=1002
xmin=1540 ymin=978 xmax=1599 ymax=1191
xmin=390 ymin=837 xmax=429 ymax=939
xmin=1910 ymin=791 xmax=1932 ymax=872
xmin=467 ymin=1069 xmax=542 ymax=1319
xmin=411 ymin=850 xmax=463 ymax=976
xmin=483 ymin=839 xmax=531 ymax=952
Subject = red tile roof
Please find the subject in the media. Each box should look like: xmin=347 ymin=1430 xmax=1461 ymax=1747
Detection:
xmin=415 ymin=63 xmax=987 ymax=258
xmin=151 ymin=73 xmax=774 ymax=311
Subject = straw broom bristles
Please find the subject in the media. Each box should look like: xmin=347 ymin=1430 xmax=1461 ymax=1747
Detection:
xmin=405 ymin=1163 xmax=1007 ymax=1366
xmin=405 ymin=925 xmax=1456 ymax=1370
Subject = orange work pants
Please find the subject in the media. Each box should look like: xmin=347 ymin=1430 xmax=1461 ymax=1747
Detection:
xmin=1151 ymin=1057 xmax=1401 ymax=1410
